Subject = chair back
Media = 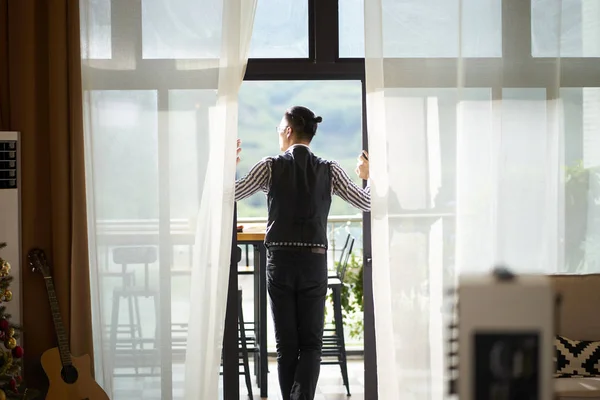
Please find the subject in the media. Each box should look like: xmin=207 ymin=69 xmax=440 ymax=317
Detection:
xmin=113 ymin=246 xmax=158 ymax=290
xmin=336 ymin=234 xmax=355 ymax=282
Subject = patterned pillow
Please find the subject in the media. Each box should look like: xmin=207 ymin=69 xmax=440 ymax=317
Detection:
xmin=555 ymin=335 xmax=600 ymax=377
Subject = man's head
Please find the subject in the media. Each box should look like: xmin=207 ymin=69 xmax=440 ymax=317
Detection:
xmin=277 ymin=106 xmax=322 ymax=152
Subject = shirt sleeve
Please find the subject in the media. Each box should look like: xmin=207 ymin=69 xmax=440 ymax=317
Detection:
xmin=235 ymin=158 xmax=272 ymax=201
xmin=330 ymin=161 xmax=371 ymax=212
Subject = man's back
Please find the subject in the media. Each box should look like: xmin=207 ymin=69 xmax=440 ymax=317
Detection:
xmin=266 ymin=145 xmax=332 ymax=248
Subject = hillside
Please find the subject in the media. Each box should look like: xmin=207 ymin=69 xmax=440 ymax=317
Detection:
xmin=237 ymin=80 xmax=365 ymax=218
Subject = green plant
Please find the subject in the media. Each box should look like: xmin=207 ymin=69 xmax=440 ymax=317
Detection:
xmin=326 ymin=253 xmax=364 ymax=339
xmin=565 ymin=161 xmax=600 ymax=272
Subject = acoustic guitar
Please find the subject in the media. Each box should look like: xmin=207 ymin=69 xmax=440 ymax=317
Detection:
xmin=28 ymin=248 xmax=110 ymax=400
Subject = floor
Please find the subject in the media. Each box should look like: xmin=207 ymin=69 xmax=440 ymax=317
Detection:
xmin=229 ymin=357 xmax=364 ymax=400
xmin=112 ymin=357 xmax=364 ymax=400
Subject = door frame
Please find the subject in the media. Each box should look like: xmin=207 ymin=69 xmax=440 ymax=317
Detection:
xmin=227 ymin=0 xmax=377 ymax=398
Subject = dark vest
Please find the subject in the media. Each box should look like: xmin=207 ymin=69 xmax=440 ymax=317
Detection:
xmin=265 ymin=146 xmax=332 ymax=248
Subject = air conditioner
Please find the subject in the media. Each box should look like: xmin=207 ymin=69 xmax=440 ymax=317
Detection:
xmin=0 ymin=131 xmax=22 ymax=326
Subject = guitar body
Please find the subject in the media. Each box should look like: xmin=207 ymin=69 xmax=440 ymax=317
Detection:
xmin=28 ymin=249 xmax=111 ymax=400
xmin=41 ymin=347 xmax=109 ymax=400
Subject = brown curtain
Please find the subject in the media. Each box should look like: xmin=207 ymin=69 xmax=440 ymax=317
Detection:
xmin=0 ymin=0 xmax=93 ymax=391
xmin=0 ymin=0 xmax=8 ymax=129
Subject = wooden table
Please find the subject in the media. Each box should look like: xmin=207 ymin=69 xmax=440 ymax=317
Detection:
xmin=237 ymin=231 xmax=268 ymax=398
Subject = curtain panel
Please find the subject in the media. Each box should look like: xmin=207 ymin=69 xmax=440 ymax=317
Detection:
xmin=0 ymin=0 xmax=93 ymax=392
xmin=79 ymin=0 xmax=256 ymax=398
xmin=364 ymin=0 xmax=600 ymax=398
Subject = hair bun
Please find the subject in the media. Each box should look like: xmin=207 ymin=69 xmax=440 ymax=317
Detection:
xmin=314 ymin=116 xmax=323 ymax=123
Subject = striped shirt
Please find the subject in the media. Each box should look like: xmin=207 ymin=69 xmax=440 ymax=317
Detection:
xmin=235 ymin=147 xmax=370 ymax=212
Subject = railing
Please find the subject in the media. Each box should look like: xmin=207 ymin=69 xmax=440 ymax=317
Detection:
xmin=94 ymin=212 xmax=453 ymax=357
xmin=236 ymin=215 xmax=365 ymax=350
xmin=94 ymin=212 xmax=458 ymax=272
xmin=95 ymin=215 xmax=366 ymax=269
xmin=238 ymin=215 xmax=364 ymax=266
xmin=94 ymin=215 xmax=367 ymax=361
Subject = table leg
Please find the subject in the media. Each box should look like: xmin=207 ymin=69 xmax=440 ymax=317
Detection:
xmin=253 ymin=245 xmax=260 ymax=383
xmin=159 ymin=247 xmax=173 ymax=399
xmin=258 ymin=243 xmax=268 ymax=398
xmin=223 ymin=238 xmax=240 ymax=400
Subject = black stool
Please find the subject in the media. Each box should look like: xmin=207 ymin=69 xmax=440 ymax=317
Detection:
xmin=109 ymin=246 xmax=160 ymax=376
xmin=102 ymin=268 xmax=138 ymax=369
xmin=235 ymin=245 xmax=263 ymax=384
xmin=220 ymin=288 xmax=255 ymax=398
xmin=322 ymin=234 xmax=355 ymax=396
xmin=238 ymin=289 xmax=254 ymax=398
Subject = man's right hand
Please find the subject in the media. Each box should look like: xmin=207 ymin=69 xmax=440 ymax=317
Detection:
xmin=236 ymin=139 xmax=242 ymax=165
xmin=355 ymin=150 xmax=369 ymax=180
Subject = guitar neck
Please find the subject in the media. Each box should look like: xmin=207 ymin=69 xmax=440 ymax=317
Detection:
xmin=43 ymin=276 xmax=72 ymax=365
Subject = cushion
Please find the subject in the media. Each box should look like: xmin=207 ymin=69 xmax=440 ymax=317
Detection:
xmin=551 ymin=275 xmax=600 ymax=341
xmin=556 ymin=336 xmax=600 ymax=377
xmin=555 ymin=376 xmax=600 ymax=398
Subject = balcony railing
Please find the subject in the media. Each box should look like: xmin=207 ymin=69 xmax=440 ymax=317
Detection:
xmin=237 ymin=215 xmax=364 ymax=266
xmin=93 ymin=215 xmax=366 ymax=357
xmin=94 ymin=212 xmax=455 ymax=358
xmin=95 ymin=215 xmax=366 ymax=270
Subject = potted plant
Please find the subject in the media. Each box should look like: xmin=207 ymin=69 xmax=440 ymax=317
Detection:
xmin=326 ymin=253 xmax=364 ymax=339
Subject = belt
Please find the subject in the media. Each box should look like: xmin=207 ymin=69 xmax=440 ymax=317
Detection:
xmin=268 ymin=246 xmax=326 ymax=255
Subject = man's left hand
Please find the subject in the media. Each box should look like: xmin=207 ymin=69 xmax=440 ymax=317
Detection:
xmin=355 ymin=150 xmax=369 ymax=180
xmin=236 ymin=139 xmax=242 ymax=165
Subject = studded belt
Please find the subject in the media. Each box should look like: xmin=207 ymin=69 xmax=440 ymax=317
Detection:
xmin=267 ymin=246 xmax=326 ymax=255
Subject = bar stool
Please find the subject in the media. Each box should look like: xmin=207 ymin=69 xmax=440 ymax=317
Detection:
xmin=109 ymin=246 xmax=160 ymax=375
xmin=238 ymin=288 xmax=254 ymax=398
xmin=322 ymin=233 xmax=355 ymax=396
xmin=101 ymin=266 xmax=137 ymax=367
xmin=220 ymin=287 xmax=254 ymax=398
xmin=235 ymin=245 xmax=262 ymax=382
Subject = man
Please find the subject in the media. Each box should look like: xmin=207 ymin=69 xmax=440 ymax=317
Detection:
xmin=235 ymin=106 xmax=370 ymax=400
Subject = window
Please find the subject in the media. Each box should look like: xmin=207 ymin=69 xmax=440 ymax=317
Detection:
xmin=140 ymin=0 xmax=309 ymax=59
xmin=561 ymin=87 xmax=600 ymax=272
xmin=338 ymin=0 xmax=364 ymax=58
xmin=168 ymin=90 xmax=218 ymax=218
xmin=380 ymin=86 xmax=600 ymax=274
xmin=82 ymin=0 xmax=368 ymax=373
xmin=141 ymin=0 xmax=222 ymax=59
xmin=81 ymin=1 xmax=600 ymax=398
xmin=341 ymin=0 xmax=600 ymax=59
xmin=339 ymin=0 xmax=502 ymax=58
xmin=532 ymin=0 xmax=600 ymax=57
xmin=80 ymin=0 xmax=112 ymax=59
xmin=88 ymin=90 xmax=158 ymax=219
xmin=237 ymin=80 xmax=364 ymax=218
xmin=249 ymin=0 xmax=309 ymax=58
xmin=87 ymin=89 xmax=221 ymax=221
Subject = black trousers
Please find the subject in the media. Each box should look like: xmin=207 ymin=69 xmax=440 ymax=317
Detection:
xmin=267 ymin=249 xmax=328 ymax=400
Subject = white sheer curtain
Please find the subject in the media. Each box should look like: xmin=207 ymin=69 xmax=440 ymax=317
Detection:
xmin=79 ymin=0 xmax=256 ymax=398
xmin=364 ymin=0 xmax=599 ymax=398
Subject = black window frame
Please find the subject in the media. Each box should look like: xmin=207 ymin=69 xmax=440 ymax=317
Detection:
xmin=244 ymin=0 xmax=364 ymax=81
